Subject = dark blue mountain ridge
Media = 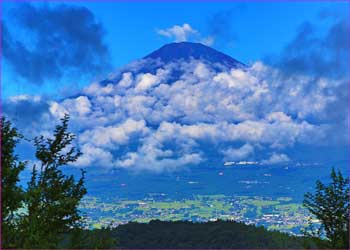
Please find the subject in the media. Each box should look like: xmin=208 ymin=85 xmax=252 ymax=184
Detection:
xmin=100 ymin=42 xmax=246 ymax=86
xmin=144 ymin=42 xmax=246 ymax=68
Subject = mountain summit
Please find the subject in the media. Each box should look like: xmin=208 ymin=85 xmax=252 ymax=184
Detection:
xmin=144 ymin=42 xmax=245 ymax=68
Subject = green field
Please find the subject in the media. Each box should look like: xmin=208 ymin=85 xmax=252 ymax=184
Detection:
xmin=80 ymin=194 xmax=309 ymax=234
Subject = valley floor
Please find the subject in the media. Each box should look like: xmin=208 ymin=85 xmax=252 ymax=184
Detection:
xmin=80 ymin=194 xmax=311 ymax=235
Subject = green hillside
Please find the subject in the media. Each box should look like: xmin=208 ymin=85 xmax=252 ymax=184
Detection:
xmin=65 ymin=220 xmax=321 ymax=249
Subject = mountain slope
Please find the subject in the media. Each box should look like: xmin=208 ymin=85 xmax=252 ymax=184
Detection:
xmin=102 ymin=41 xmax=245 ymax=85
xmin=144 ymin=42 xmax=245 ymax=68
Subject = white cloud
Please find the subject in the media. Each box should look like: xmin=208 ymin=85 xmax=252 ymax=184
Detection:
xmin=73 ymin=143 xmax=114 ymax=167
xmin=49 ymin=101 xmax=68 ymax=118
xmin=157 ymin=23 xmax=215 ymax=46
xmin=79 ymin=119 xmax=148 ymax=148
xmin=51 ymin=96 xmax=91 ymax=117
xmin=9 ymin=94 xmax=42 ymax=103
xmin=194 ymin=63 xmax=211 ymax=79
xmin=73 ymin=96 xmax=92 ymax=115
xmin=157 ymin=23 xmax=198 ymax=42
xmin=84 ymin=82 xmax=114 ymax=96
xmin=221 ymin=143 xmax=255 ymax=161
xmin=261 ymin=153 xmax=290 ymax=165
xmin=118 ymin=72 xmax=133 ymax=88
xmin=135 ymin=73 xmax=160 ymax=91
xmin=266 ymin=112 xmax=292 ymax=123
xmin=116 ymin=150 xmax=202 ymax=172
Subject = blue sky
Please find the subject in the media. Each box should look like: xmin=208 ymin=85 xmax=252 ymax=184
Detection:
xmin=2 ymin=1 xmax=348 ymax=98
xmin=82 ymin=1 xmax=344 ymax=63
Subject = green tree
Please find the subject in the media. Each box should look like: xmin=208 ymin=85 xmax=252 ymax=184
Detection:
xmin=303 ymin=168 xmax=349 ymax=249
xmin=69 ymin=227 xmax=116 ymax=249
xmin=1 ymin=118 xmax=26 ymax=248
xmin=19 ymin=114 xmax=87 ymax=248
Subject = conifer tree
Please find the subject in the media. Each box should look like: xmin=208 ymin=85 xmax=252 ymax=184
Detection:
xmin=303 ymin=168 xmax=350 ymax=249
xmin=1 ymin=118 xmax=26 ymax=248
xmin=20 ymin=114 xmax=87 ymax=248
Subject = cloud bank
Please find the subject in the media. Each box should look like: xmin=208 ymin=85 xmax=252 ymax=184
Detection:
xmin=5 ymin=56 xmax=346 ymax=172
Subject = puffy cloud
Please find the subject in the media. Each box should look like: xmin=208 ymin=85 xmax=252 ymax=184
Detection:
xmin=79 ymin=119 xmax=148 ymax=148
xmin=65 ymin=96 xmax=92 ymax=116
xmin=221 ymin=144 xmax=255 ymax=161
xmin=118 ymin=72 xmax=133 ymax=88
xmin=73 ymin=143 xmax=114 ymax=168
xmin=116 ymin=150 xmax=202 ymax=173
xmin=261 ymin=153 xmax=290 ymax=165
xmin=194 ymin=63 xmax=211 ymax=79
xmin=83 ymin=82 xmax=115 ymax=96
xmin=157 ymin=23 xmax=214 ymax=46
xmin=266 ymin=112 xmax=292 ymax=123
xmin=135 ymin=73 xmax=160 ymax=92
xmin=157 ymin=23 xmax=198 ymax=42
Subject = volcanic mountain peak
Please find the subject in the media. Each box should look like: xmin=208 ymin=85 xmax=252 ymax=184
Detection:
xmin=144 ymin=42 xmax=245 ymax=68
xmin=101 ymin=42 xmax=246 ymax=85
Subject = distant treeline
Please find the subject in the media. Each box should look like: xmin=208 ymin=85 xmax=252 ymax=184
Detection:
xmin=62 ymin=219 xmax=322 ymax=249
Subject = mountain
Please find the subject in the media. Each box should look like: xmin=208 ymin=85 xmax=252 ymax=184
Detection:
xmin=102 ymin=42 xmax=245 ymax=85
xmin=144 ymin=42 xmax=245 ymax=68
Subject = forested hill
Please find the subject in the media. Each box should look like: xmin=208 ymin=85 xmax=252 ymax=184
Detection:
xmin=65 ymin=220 xmax=320 ymax=249
xmin=114 ymin=220 xmax=312 ymax=248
